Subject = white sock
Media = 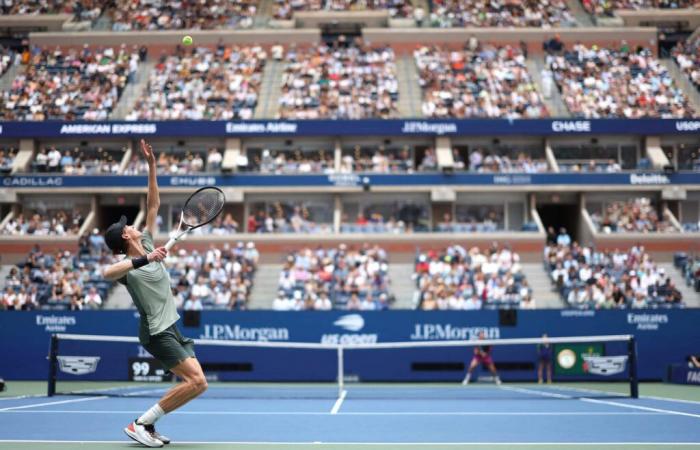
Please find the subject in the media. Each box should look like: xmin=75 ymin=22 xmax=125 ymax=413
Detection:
xmin=138 ymin=404 xmax=165 ymax=425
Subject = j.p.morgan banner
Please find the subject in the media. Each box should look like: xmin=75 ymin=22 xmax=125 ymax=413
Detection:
xmin=0 ymin=119 xmax=699 ymax=138
xmin=1 ymin=310 xmax=698 ymax=381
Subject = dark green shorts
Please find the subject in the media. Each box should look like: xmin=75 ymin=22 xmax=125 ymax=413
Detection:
xmin=142 ymin=324 xmax=196 ymax=370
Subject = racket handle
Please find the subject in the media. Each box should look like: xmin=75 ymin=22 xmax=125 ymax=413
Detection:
xmin=164 ymin=238 xmax=177 ymax=251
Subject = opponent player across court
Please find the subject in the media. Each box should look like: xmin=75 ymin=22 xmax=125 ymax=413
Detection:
xmin=103 ymin=139 xmax=225 ymax=447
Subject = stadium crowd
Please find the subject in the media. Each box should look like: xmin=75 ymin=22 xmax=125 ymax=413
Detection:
xmin=278 ymin=40 xmax=399 ymax=119
xmin=248 ymin=204 xmax=333 ymax=234
xmin=254 ymin=149 xmax=335 ymax=174
xmin=1 ymin=45 xmax=139 ymax=121
xmin=166 ymin=243 xmax=259 ymax=310
xmin=589 ymin=198 xmax=679 ymax=233
xmin=547 ymin=44 xmax=695 ymax=118
xmin=274 ymin=244 xmax=392 ymax=310
xmin=340 ymin=146 xmax=415 ymax=173
xmin=2 ymin=209 xmax=85 ymax=236
xmin=428 ymin=0 xmax=575 ymax=28
xmin=465 ymin=149 xmax=549 ymax=173
xmin=30 ymin=146 xmax=122 ymax=175
xmin=273 ymin=0 xmax=413 ymax=20
xmin=673 ymin=38 xmax=700 ymax=92
xmin=1 ymin=0 xmax=104 ymax=20
xmin=110 ymin=0 xmax=257 ymax=31
xmin=126 ymin=45 xmax=265 ymax=121
xmin=124 ymin=148 xmax=223 ymax=174
xmin=414 ymin=43 xmax=547 ymax=118
xmin=0 ymin=148 xmax=17 ymax=174
xmin=2 ymin=242 xmax=114 ymax=310
xmin=414 ymin=244 xmax=534 ymax=310
xmin=545 ymin=241 xmax=684 ymax=309
xmin=580 ymin=0 xmax=698 ymax=17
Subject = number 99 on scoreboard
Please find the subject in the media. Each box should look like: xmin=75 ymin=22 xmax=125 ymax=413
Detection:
xmin=128 ymin=358 xmax=173 ymax=382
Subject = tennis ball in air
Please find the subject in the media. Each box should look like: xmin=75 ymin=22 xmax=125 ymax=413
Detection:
xmin=182 ymin=35 xmax=193 ymax=46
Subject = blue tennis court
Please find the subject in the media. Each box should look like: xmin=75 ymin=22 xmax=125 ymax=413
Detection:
xmin=1 ymin=382 xmax=699 ymax=449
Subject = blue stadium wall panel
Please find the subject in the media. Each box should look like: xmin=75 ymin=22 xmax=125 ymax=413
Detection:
xmin=3 ymin=172 xmax=699 ymax=189
xmin=1 ymin=310 xmax=697 ymax=382
xmin=0 ymin=119 xmax=699 ymax=137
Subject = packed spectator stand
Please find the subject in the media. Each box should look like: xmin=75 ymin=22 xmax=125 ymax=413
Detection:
xmin=589 ymin=198 xmax=679 ymax=233
xmin=673 ymin=37 xmax=700 ymax=92
xmin=1 ymin=240 xmax=114 ymax=310
xmin=414 ymin=244 xmax=533 ymax=310
xmin=274 ymin=244 xmax=392 ymax=310
xmin=546 ymin=241 xmax=684 ymax=309
xmin=580 ymin=0 xmax=699 ymax=17
xmin=428 ymin=0 xmax=576 ymax=28
xmin=110 ymin=0 xmax=257 ymax=31
xmin=273 ymin=0 xmax=413 ymax=20
xmin=278 ymin=39 xmax=399 ymax=119
xmin=547 ymin=44 xmax=696 ymax=118
xmin=0 ymin=45 xmax=139 ymax=121
xmin=2 ymin=209 xmax=86 ymax=236
xmin=1 ymin=0 xmax=105 ymax=19
xmin=126 ymin=45 xmax=265 ymax=121
xmin=166 ymin=242 xmax=259 ymax=310
xmin=29 ymin=146 xmax=123 ymax=175
xmin=415 ymin=43 xmax=548 ymax=119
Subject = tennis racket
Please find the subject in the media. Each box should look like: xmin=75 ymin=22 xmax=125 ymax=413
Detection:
xmin=164 ymin=186 xmax=226 ymax=251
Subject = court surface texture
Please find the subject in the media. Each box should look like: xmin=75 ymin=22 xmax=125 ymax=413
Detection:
xmin=1 ymin=381 xmax=699 ymax=450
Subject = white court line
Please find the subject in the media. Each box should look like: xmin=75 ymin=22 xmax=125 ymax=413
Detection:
xmin=0 ymin=440 xmax=699 ymax=446
xmin=331 ymin=390 xmax=347 ymax=415
xmin=580 ymin=398 xmax=700 ymax=420
xmin=0 ymin=409 xmax=663 ymax=416
xmin=500 ymin=386 xmax=700 ymax=420
xmin=547 ymin=385 xmax=700 ymax=406
xmin=0 ymin=396 xmax=107 ymax=412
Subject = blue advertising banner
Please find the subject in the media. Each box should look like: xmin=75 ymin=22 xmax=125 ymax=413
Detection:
xmin=0 ymin=310 xmax=697 ymax=382
xmin=668 ymin=364 xmax=700 ymax=385
xmin=0 ymin=119 xmax=699 ymax=138
xmin=2 ymin=172 xmax=699 ymax=189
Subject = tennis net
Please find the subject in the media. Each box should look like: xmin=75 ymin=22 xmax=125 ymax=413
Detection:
xmin=48 ymin=333 xmax=639 ymax=399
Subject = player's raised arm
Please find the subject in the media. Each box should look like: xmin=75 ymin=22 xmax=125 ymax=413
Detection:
xmin=141 ymin=139 xmax=160 ymax=236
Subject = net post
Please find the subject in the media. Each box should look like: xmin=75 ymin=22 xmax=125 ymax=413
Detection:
xmin=628 ymin=336 xmax=638 ymax=399
xmin=47 ymin=334 xmax=59 ymax=397
xmin=337 ymin=346 xmax=345 ymax=396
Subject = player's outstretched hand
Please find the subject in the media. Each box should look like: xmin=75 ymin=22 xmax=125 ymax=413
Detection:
xmin=147 ymin=247 xmax=168 ymax=263
xmin=140 ymin=139 xmax=156 ymax=165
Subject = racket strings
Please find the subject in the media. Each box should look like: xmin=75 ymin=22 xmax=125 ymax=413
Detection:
xmin=183 ymin=188 xmax=225 ymax=227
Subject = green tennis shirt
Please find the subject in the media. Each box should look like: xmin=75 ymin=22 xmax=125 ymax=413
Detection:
xmin=119 ymin=230 xmax=180 ymax=344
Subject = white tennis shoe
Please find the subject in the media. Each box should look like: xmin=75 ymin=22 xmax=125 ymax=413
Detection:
xmin=124 ymin=420 xmax=164 ymax=448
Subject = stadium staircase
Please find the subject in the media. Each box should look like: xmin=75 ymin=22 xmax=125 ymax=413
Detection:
xmin=255 ymin=0 xmax=275 ymax=27
xmin=111 ymin=59 xmax=157 ymax=120
xmin=0 ymin=62 xmax=22 ymax=93
xmin=396 ymin=54 xmax=423 ymax=118
xmin=659 ymin=263 xmax=700 ymax=308
xmin=564 ymin=0 xmax=594 ymax=26
xmin=255 ymin=60 xmax=285 ymax=119
xmin=249 ymin=263 xmax=284 ymax=308
xmin=526 ymin=57 xmax=571 ymax=118
xmin=520 ymin=263 xmax=565 ymax=308
xmin=660 ymin=58 xmax=700 ymax=114
xmin=388 ymin=263 xmax=417 ymax=308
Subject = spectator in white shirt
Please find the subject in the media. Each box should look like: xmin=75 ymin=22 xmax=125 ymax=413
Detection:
xmin=83 ymin=286 xmax=103 ymax=309
xmin=314 ymin=292 xmax=332 ymax=310
xmin=184 ymin=297 xmax=204 ymax=311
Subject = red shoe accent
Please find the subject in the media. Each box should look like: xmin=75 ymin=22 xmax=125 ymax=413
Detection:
xmin=128 ymin=423 xmax=135 ymax=432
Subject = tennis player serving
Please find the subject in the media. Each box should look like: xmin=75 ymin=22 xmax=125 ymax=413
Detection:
xmin=103 ymin=139 xmax=208 ymax=448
